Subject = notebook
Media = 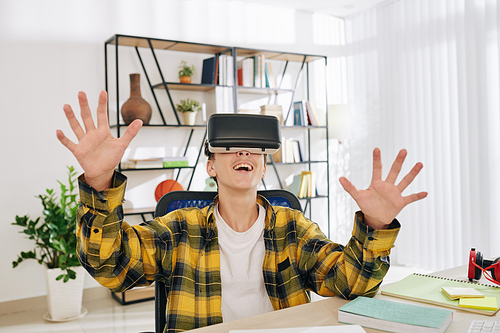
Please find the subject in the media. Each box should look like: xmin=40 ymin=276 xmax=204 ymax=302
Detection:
xmin=381 ymin=273 xmax=500 ymax=315
xmin=338 ymin=296 xmax=453 ymax=333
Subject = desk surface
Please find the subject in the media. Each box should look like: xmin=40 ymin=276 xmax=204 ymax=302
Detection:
xmin=191 ymin=265 xmax=498 ymax=332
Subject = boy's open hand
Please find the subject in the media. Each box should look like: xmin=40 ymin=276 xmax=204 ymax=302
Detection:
xmin=339 ymin=148 xmax=427 ymax=229
xmin=56 ymin=91 xmax=142 ymax=191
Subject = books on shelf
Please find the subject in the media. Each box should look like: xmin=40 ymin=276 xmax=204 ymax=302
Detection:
xmin=288 ymin=171 xmax=316 ymax=198
xmin=260 ymin=104 xmax=283 ymax=125
xmin=237 ymin=57 xmax=276 ymax=89
xmin=279 ymin=138 xmax=303 ymax=164
xmin=238 ymin=57 xmax=254 ymax=87
xmin=201 ymin=55 xmax=233 ymax=86
xmin=293 ymin=100 xmax=319 ymax=126
xmin=265 ymin=62 xmax=276 ymax=88
xmin=381 ymin=273 xmax=500 ymax=315
xmin=201 ymin=56 xmax=217 ymax=84
xmin=125 ymin=156 xmax=189 ymax=169
xmin=338 ymin=296 xmax=453 ymax=333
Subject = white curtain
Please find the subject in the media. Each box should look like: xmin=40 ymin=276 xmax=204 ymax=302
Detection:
xmin=344 ymin=0 xmax=500 ymax=271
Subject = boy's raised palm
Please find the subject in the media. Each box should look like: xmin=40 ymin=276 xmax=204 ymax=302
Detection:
xmin=56 ymin=91 xmax=142 ymax=191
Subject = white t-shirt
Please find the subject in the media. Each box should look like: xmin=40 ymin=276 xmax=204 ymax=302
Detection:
xmin=214 ymin=203 xmax=275 ymax=322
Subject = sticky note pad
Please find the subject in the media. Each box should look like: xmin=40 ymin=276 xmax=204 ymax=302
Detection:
xmin=459 ymin=297 xmax=498 ymax=311
xmin=442 ymin=286 xmax=485 ymax=300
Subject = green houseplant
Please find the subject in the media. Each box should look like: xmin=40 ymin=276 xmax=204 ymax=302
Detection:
xmin=12 ymin=166 xmax=80 ymax=282
xmin=176 ymin=98 xmax=201 ymax=125
xmin=178 ymin=60 xmax=195 ymax=83
xmin=12 ymin=166 xmax=86 ymax=320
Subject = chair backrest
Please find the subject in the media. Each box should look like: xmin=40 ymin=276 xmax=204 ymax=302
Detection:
xmin=153 ymin=189 xmax=301 ymax=333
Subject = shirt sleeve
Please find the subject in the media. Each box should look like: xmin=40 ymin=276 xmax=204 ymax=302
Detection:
xmin=76 ymin=172 xmax=170 ymax=292
xmin=297 ymin=211 xmax=400 ymax=299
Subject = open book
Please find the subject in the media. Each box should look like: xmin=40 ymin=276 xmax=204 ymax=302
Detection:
xmin=381 ymin=273 xmax=500 ymax=315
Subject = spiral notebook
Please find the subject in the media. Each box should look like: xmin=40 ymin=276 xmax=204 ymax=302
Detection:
xmin=381 ymin=273 xmax=500 ymax=315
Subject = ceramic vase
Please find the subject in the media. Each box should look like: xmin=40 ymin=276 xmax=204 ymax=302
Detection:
xmin=183 ymin=112 xmax=197 ymax=125
xmin=121 ymin=73 xmax=152 ymax=125
xmin=179 ymin=76 xmax=191 ymax=84
xmin=45 ymin=266 xmax=85 ymax=321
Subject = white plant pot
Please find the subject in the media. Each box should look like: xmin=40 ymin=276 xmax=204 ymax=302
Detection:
xmin=45 ymin=266 xmax=86 ymax=321
xmin=183 ymin=111 xmax=197 ymax=125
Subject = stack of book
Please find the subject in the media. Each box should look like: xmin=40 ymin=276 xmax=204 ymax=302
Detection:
xmin=293 ymin=100 xmax=320 ymax=126
xmin=289 ymin=171 xmax=317 ymax=198
xmin=123 ymin=156 xmax=189 ymax=169
xmin=260 ymin=104 xmax=283 ymax=125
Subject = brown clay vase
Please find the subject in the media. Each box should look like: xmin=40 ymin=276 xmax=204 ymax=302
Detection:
xmin=121 ymin=73 xmax=152 ymax=125
xmin=180 ymin=76 xmax=191 ymax=84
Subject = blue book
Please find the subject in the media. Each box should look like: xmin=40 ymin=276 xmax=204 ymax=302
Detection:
xmin=201 ymin=57 xmax=217 ymax=84
xmin=293 ymin=101 xmax=303 ymax=125
xmin=339 ymin=296 xmax=453 ymax=332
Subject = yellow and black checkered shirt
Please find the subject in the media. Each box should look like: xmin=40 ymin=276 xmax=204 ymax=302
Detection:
xmin=77 ymin=172 xmax=400 ymax=333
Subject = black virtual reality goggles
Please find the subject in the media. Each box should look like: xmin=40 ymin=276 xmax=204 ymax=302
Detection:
xmin=207 ymin=114 xmax=281 ymax=154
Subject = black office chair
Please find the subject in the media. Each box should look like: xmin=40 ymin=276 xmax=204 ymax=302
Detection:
xmin=152 ymin=189 xmax=302 ymax=333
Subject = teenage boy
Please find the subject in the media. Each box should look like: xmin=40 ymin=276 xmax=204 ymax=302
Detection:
xmin=57 ymin=91 xmax=427 ymax=332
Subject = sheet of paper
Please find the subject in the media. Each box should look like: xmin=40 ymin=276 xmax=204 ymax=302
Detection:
xmin=229 ymin=325 xmax=366 ymax=333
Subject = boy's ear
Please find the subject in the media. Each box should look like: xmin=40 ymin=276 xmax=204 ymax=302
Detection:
xmin=206 ymin=159 xmax=217 ymax=177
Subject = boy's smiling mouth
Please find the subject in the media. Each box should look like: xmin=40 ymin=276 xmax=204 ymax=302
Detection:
xmin=233 ymin=163 xmax=254 ymax=171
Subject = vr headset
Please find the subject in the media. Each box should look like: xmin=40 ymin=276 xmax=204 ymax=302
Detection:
xmin=468 ymin=248 xmax=500 ymax=285
xmin=207 ymin=114 xmax=281 ymax=154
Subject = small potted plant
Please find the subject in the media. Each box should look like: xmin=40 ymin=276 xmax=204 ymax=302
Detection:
xmin=178 ymin=60 xmax=195 ymax=84
xmin=12 ymin=166 xmax=85 ymax=321
xmin=176 ymin=98 xmax=201 ymax=125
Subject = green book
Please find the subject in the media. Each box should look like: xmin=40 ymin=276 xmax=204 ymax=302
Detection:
xmin=338 ymin=296 xmax=453 ymax=333
xmin=162 ymin=160 xmax=189 ymax=168
xmin=381 ymin=273 xmax=500 ymax=315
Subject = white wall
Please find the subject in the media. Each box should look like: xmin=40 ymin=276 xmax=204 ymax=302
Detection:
xmin=0 ymin=0 xmax=338 ymax=303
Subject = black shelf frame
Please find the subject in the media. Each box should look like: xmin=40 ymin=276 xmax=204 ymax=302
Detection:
xmin=105 ymin=34 xmax=330 ymax=237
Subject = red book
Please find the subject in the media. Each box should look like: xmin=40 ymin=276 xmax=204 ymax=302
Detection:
xmin=237 ymin=67 xmax=243 ymax=86
xmin=214 ymin=55 xmax=219 ymax=85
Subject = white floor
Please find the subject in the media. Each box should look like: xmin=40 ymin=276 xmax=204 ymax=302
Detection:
xmin=0 ymin=265 xmax=431 ymax=333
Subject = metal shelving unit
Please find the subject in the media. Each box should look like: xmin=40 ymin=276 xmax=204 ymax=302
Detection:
xmin=105 ymin=34 xmax=330 ymax=234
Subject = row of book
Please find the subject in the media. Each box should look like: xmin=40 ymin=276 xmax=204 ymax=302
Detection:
xmin=201 ymin=55 xmax=234 ymax=86
xmin=237 ymin=55 xmax=276 ymax=88
xmin=271 ymin=137 xmax=302 ymax=164
xmin=293 ymin=100 xmax=320 ymax=126
xmin=201 ymin=54 xmax=276 ymax=88
xmin=289 ymin=171 xmax=317 ymax=199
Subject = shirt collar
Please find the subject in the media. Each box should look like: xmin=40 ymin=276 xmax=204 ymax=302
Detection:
xmin=206 ymin=194 xmax=276 ymax=231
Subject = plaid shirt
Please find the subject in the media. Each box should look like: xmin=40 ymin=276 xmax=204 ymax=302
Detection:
xmin=77 ymin=172 xmax=400 ymax=333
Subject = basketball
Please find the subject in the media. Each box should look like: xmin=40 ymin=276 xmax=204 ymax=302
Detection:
xmin=155 ymin=179 xmax=183 ymax=202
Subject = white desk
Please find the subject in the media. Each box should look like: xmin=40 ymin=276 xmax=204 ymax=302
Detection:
xmin=190 ymin=265 xmax=498 ymax=332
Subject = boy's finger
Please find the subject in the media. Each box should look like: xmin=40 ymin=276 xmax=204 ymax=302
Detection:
xmin=78 ymin=91 xmax=96 ymax=132
xmin=63 ymin=104 xmax=85 ymax=140
xmin=386 ymin=149 xmax=407 ymax=184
